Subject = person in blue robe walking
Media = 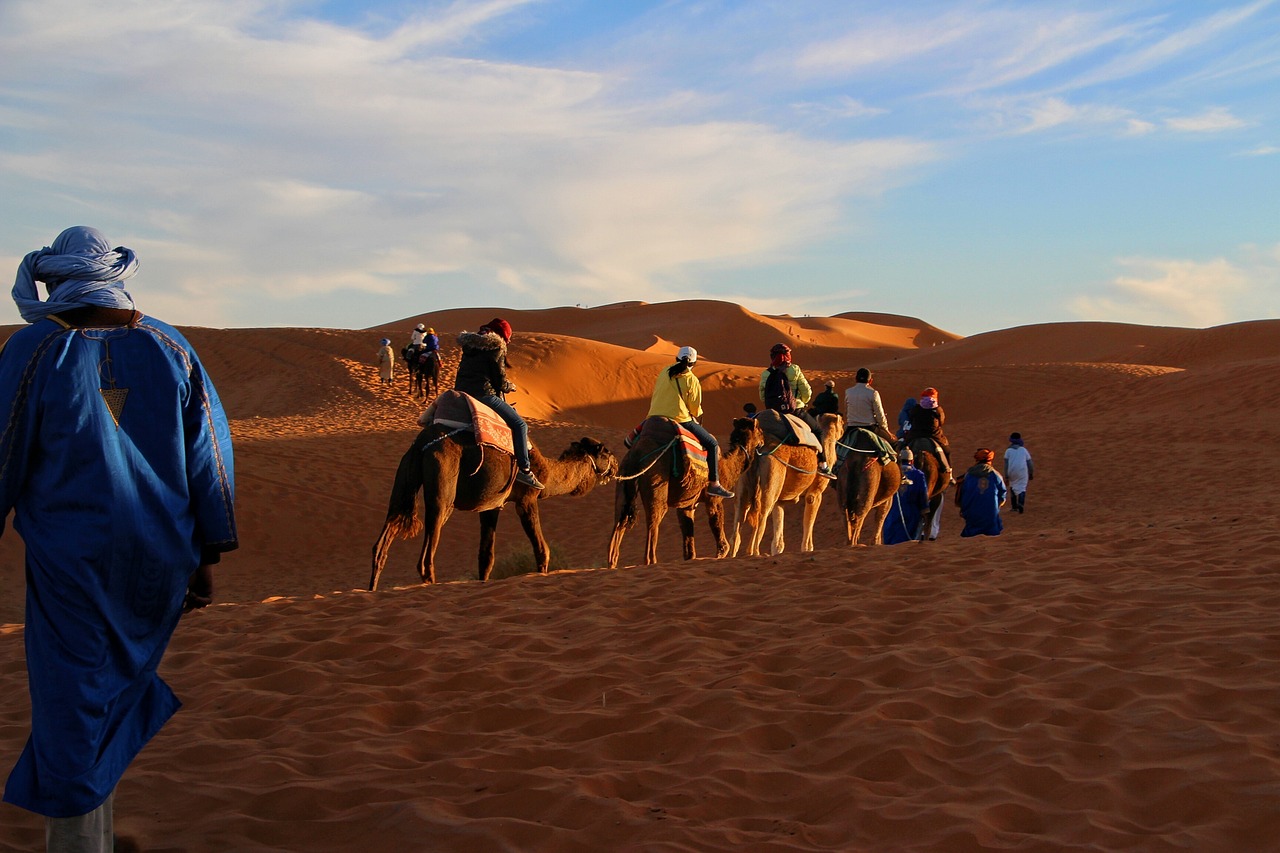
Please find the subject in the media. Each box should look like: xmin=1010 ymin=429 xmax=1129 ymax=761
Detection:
xmin=882 ymin=448 xmax=930 ymax=544
xmin=954 ymin=447 xmax=1007 ymax=537
xmin=0 ymin=226 xmax=237 ymax=851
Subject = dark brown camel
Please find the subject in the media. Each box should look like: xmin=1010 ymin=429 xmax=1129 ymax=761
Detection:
xmin=907 ymin=438 xmax=950 ymax=540
xmin=836 ymin=429 xmax=903 ymax=546
xmin=606 ymin=417 xmax=759 ymax=568
xmin=417 ymin=350 xmax=441 ymax=398
xmin=369 ymin=428 xmax=617 ymax=588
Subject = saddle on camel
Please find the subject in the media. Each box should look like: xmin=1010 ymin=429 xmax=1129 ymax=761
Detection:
xmin=623 ymin=416 xmax=710 ymax=481
xmin=835 ymin=423 xmax=897 ymax=468
xmin=419 ymin=389 xmax=516 ymax=462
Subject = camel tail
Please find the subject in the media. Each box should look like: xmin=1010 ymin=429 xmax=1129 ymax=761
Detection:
xmin=383 ymin=439 xmax=426 ymax=540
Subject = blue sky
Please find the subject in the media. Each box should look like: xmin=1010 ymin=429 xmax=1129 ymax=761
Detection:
xmin=1 ymin=0 xmax=1276 ymax=335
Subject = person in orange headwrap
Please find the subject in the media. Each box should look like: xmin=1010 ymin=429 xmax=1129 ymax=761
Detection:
xmin=954 ymin=447 xmax=1007 ymax=537
xmin=904 ymin=386 xmax=953 ymax=479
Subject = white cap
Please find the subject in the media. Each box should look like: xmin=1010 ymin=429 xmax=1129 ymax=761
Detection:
xmin=677 ymin=345 xmax=697 ymax=363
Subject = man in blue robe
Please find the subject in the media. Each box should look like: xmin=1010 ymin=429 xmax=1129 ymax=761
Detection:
xmin=0 ymin=226 xmax=237 ymax=850
xmin=955 ymin=448 xmax=1007 ymax=538
xmin=882 ymin=448 xmax=930 ymax=545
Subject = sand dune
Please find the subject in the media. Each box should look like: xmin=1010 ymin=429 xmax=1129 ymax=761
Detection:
xmin=2 ymin=303 xmax=1279 ymax=851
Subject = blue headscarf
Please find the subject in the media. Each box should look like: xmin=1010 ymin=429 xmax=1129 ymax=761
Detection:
xmin=12 ymin=226 xmax=138 ymax=323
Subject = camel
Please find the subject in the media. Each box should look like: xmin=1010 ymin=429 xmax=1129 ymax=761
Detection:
xmin=606 ymin=417 xmax=760 ymax=568
xmin=732 ymin=412 xmax=843 ymax=557
xmin=369 ymin=426 xmax=617 ymax=588
xmin=837 ymin=428 xmax=903 ymax=546
xmin=906 ymin=438 xmax=950 ymax=540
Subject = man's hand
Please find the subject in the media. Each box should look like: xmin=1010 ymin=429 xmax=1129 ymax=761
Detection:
xmin=183 ymin=564 xmax=214 ymax=612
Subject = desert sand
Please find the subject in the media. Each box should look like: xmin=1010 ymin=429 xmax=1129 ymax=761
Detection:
xmin=2 ymin=301 xmax=1278 ymax=852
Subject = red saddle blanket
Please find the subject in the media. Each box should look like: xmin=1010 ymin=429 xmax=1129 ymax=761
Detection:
xmin=424 ymin=390 xmax=514 ymax=456
xmin=624 ymin=417 xmax=708 ymax=473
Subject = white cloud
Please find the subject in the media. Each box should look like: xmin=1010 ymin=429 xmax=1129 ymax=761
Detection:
xmin=791 ymin=96 xmax=888 ymax=120
xmin=1237 ymin=143 xmax=1280 ymax=156
xmin=1164 ymin=106 xmax=1249 ymax=132
xmin=0 ymin=0 xmax=936 ymax=327
xmin=1070 ymin=255 xmax=1260 ymax=327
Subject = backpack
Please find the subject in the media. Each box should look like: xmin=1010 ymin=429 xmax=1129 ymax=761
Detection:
xmin=763 ymin=366 xmax=796 ymax=414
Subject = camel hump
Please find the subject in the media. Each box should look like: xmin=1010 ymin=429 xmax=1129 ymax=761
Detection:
xmin=427 ymin=389 xmax=515 ymax=456
xmin=624 ymin=415 xmax=679 ymax=448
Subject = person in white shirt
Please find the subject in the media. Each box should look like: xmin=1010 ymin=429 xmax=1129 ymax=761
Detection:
xmin=843 ymin=367 xmax=895 ymax=444
xmin=1003 ymin=432 xmax=1034 ymax=513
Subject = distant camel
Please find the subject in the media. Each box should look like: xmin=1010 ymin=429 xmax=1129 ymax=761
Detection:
xmin=606 ymin=417 xmax=759 ymax=568
xmin=369 ymin=426 xmax=617 ymax=588
xmin=416 ymin=350 xmax=441 ymax=398
xmin=906 ymin=438 xmax=950 ymax=540
xmin=837 ymin=429 xmax=903 ymax=546
xmin=732 ymin=412 xmax=843 ymax=557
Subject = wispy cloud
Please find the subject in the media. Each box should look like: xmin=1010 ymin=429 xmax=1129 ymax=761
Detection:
xmin=1070 ymin=254 xmax=1263 ymax=327
xmin=1237 ymin=143 xmax=1280 ymax=155
xmin=1164 ymin=106 xmax=1249 ymax=132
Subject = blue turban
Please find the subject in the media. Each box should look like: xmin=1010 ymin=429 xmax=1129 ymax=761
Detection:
xmin=380 ymin=338 xmax=391 ymax=346
xmin=12 ymin=226 xmax=139 ymax=323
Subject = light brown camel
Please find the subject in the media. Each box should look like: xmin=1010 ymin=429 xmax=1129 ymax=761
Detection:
xmin=606 ymin=417 xmax=759 ymax=568
xmin=906 ymin=437 xmax=950 ymax=541
xmin=369 ymin=427 xmax=617 ymax=588
xmin=732 ymin=412 xmax=843 ymax=557
xmin=837 ymin=428 xmax=902 ymax=546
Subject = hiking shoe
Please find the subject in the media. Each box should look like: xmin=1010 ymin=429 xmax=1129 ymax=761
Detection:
xmin=818 ymin=465 xmax=838 ymax=481
xmin=516 ymin=468 xmax=545 ymax=490
xmin=707 ymin=483 xmax=735 ymax=499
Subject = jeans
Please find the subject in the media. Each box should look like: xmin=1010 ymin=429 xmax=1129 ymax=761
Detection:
xmin=679 ymin=420 xmax=720 ymax=482
xmin=475 ymin=393 xmax=532 ymax=471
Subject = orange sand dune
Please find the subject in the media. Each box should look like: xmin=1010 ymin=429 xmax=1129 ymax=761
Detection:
xmin=375 ymin=299 xmax=956 ymax=369
xmin=2 ymin=307 xmax=1280 ymax=852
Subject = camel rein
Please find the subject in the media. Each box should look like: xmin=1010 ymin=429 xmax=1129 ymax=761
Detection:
xmin=613 ymin=437 xmax=679 ymax=481
xmin=755 ymin=442 xmax=819 ymax=476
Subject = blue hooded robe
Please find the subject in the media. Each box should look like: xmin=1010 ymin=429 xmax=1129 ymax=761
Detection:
xmin=957 ymin=463 xmax=1007 ymax=538
xmin=882 ymin=465 xmax=930 ymax=545
xmin=0 ymin=314 xmax=236 ymax=817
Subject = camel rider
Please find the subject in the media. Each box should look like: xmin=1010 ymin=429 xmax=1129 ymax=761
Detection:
xmin=904 ymin=387 xmax=953 ymax=481
xmin=810 ymin=379 xmax=840 ymax=417
xmin=410 ymin=323 xmax=426 ymax=348
xmin=422 ymin=327 xmax=439 ymax=354
xmin=759 ymin=343 xmax=835 ymax=480
xmin=454 ymin=317 xmax=544 ymax=490
xmin=844 ymin=367 xmax=896 ymax=445
xmin=649 ymin=346 xmax=734 ymax=499
xmin=759 ymin=343 xmax=811 ymax=414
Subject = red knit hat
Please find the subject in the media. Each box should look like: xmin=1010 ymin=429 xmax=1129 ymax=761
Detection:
xmin=484 ymin=317 xmax=513 ymax=342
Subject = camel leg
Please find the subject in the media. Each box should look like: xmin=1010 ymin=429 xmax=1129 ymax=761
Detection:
xmin=705 ymin=498 xmax=730 ymax=559
xmin=677 ymin=506 xmax=697 ymax=561
xmin=645 ymin=498 xmax=668 ymax=565
xmin=800 ymin=491 xmax=823 ymax=552
xmin=769 ymin=505 xmax=786 ymax=557
xmin=477 ymin=507 xmax=501 ymax=581
xmin=515 ymin=497 xmax=550 ymax=573
xmin=608 ymin=480 xmax=638 ymax=569
xmin=369 ymin=522 xmax=397 ymax=591
xmin=417 ymin=503 xmax=451 ymax=584
xmin=867 ymin=500 xmax=891 ymax=546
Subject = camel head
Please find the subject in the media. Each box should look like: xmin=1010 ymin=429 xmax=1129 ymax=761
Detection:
xmin=567 ymin=437 xmax=619 ymax=485
xmin=729 ymin=416 xmax=764 ymax=455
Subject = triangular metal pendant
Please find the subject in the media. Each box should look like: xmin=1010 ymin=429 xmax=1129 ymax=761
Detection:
xmin=100 ymin=387 xmax=128 ymax=428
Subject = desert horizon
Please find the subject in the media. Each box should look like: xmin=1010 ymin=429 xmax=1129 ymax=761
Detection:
xmin=2 ymin=299 xmax=1279 ymax=851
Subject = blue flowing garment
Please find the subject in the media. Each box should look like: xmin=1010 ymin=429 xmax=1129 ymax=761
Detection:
xmin=0 ymin=314 xmax=236 ymax=817
xmin=882 ymin=466 xmax=930 ymax=545
xmin=958 ymin=464 xmax=1007 ymax=538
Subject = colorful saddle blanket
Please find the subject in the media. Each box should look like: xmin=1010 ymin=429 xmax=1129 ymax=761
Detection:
xmin=419 ymin=389 xmax=514 ymax=455
xmin=753 ymin=408 xmax=822 ymax=452
xmin=836 ymin=426 xmax=896 ymax=465
xmin=624 ymin=416 xmax=709 ymax=476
